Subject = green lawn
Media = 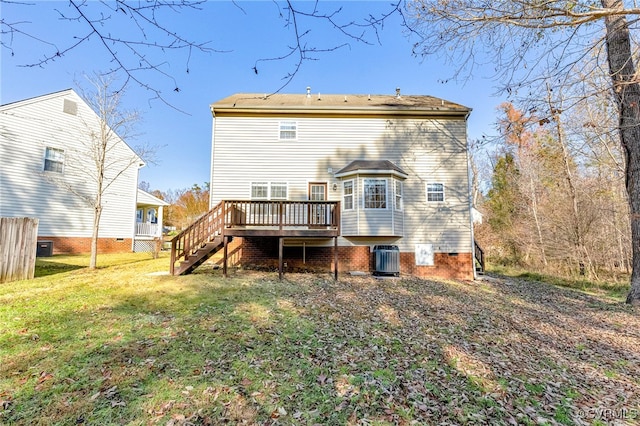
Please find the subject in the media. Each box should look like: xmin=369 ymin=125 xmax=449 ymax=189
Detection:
xmin=1 ymin=254 xmax=639 ymax=425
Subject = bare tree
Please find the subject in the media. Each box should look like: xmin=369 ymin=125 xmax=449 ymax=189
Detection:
xmin=1 ymin=1 xmax=403 ymax=96
xmin=406 ymin=0 xmax=640 ymax=304
xmin=1 ymin=0 xmax=216 ymax=106
xmin=251 ymin=1 xmax=406 ymax=92
xmin=47 ymin=74 xmax=154 ymax=269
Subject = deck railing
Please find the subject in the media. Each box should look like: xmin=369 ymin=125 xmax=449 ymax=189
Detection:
xmin=223 ymin=200 xmax=339 ymax=228
xmin=135 ymin=222 xmax=160 ymax=236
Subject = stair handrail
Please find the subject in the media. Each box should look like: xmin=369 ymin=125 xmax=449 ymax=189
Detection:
xmin=170 ymin=201 xmax=225 ymax=275
xmin=474 ymin=240 xmax=485 ymax=273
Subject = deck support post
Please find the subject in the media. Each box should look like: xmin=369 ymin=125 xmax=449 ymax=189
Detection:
xmin=333 ymin=236 xmax=338 ymax=281
xmin=223 ymin=236 xmax=228 ymax=278
xmin=279 ymin=237 xmax=284 ymax=280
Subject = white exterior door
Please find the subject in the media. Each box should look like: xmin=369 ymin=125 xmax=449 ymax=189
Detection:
xmin=308 ymin=182 xmax=327 ymax=226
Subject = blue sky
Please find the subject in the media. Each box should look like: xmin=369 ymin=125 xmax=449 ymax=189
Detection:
xmin=1 ymin=1 xmax=504 ymax=192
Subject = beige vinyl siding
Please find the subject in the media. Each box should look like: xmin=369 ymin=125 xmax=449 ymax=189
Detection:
xmin=393 ymin=209 xmax=404 ymax=236
xmin=211 ymin=115 xmax=471 ymax=253
xmin=0 ymin=91 xmax=140 ymax=239
xmin=341 ymin=212 xmax=358 ymax=235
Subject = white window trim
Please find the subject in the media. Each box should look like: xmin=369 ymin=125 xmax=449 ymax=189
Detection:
xmin=279 ymin=121 xmax=297 ymax=141
xmin=250 ymin=181 xmax=289 ymax=200
xmin=394 ymin=180 xmax=403 ymax=211
xmin=44 ymin=146 xmax=65 ymax=173
xmin=363 ymin=178 xmax=388 ymax=210
xmin=343 ymin=179 xmax=355 ymax=211
xmin=251 ymin=182 xmax=269 ymax=200
xmin=426 ymin=182 xmax=445 ymax=203
xmin=270 ymin=182 xmax=288 ymax=200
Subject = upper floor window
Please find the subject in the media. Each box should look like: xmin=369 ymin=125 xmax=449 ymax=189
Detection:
xmin=279 ymin=121 xmax=297 ymax=140
xmin=343 ymin=180 xmax=354 ymax=210
xmin=395 ymin=180 xmax=403 ymax=211
xmin=251 ymin=181 xmax=288 ymax=199
xmin=426 ymin=183 xmax=445 ymax=202
xmin=44 ymin=147 xmax=65 ymax=173
xmin=363 ymin=178 xmax=387 ymax=209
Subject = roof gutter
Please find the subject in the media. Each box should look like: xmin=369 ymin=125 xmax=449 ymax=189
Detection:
xmin=212 ymin=106 xmax=471 ymax=118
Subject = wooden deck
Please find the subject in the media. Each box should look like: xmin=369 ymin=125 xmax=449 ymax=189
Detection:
xmin=170 ymin=200 xmax=340 ymax=277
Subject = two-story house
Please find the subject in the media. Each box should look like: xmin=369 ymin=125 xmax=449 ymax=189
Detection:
xmin=0 ymin=89 xmax=166 ymax=255
xmin=171 ymin=89 xmax=479 ymax=280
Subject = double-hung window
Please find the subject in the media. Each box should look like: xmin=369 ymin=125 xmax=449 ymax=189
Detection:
xmin=44 ymin=147 xmax=65 ymax=173
xmin=343 ymin=180 xmax=354 ymax=210
xmin=251 ymin=182 xmax=269 ymax=199
xmin=426 ymin=183 xmax=445 ymax=202
xmin=251 ymin=182 xmax=288 ymax=199
xmin=279 ymin=121 xmax=297 ymax=140
xmin=395 ymin=180 xmax=403 ymax=211
xmin=363 ymin=178 xmax=387 ymax=209
xmin=270 ymin=182 xmax=288 ymax=200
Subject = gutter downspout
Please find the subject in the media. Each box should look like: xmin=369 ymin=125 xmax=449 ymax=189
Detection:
xmin=209 ymin=106 xmax=216 ymax=208
xmin=465 ymin=137 xmax=477 ymax=280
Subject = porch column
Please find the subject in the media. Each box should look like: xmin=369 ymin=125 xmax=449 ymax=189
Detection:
xmin=157 ymin=205 xmax=165 ymax=238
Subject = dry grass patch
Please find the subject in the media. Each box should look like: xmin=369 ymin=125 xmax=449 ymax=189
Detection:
xmin=1 ymin=257 xmax=639 ymax=425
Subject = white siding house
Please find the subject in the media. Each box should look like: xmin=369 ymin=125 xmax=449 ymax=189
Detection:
xmin=206 ymin=90 xmax=477 ymax=280
xmin=134 ymin=189 xmax=169 ymax=252
xmin=0 ymin=89 xmax=162 ymax=254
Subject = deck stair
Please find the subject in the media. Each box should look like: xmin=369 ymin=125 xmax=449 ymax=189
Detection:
xmin=170 ymin=201 xmax=226 ymax=276
xmin=175 ymin=237 xmax=225 ymax=275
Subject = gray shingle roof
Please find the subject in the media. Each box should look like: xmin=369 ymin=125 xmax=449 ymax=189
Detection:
xmin=335 ymin=160 xmax=408 ymax=178
xmin=212 ymin=92 xmax=470 ymax=116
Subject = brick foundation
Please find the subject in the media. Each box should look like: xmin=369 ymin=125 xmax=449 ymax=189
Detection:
xmin=214 ymin=237 xmax=473 ymax=280
xmin=37 ymin=236 xmax=132 ymax=255
xmin=400 ymin=252 xmax=474 ymax=281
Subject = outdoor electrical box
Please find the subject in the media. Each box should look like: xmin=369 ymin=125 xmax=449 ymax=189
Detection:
xmin=36 ymin=241 xmax=53 ymax=257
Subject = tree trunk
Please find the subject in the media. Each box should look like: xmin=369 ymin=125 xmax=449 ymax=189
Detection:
xmin=90 ymin=204 xmax=102 ymax=269
xmin=601 ymin=0 xmax=640 ymax=304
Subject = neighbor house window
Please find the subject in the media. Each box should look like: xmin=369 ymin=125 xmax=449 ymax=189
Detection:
xmin=395 ymin=180 xmax=403 ymax=211
xmin=426 ymin=183 xmax=445 ymax=202
xmin=279 ymin=121 xmax=297 ymax=140
xmin=363 ymin=178 xmax=387 ymax=209
xmin=343 ymin=180 xmax=354 ymax=210
xmin=147 ymin=208 xmax=157 ymax=224
xmin=251 ymin=182 xmax=288 ymax=199
xmin=44 ymin=147 xmax=65 ymax=173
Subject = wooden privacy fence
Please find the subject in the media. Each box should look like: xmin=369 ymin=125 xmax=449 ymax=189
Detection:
xmin=0 ymin=217 xmax=39 ymax=283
